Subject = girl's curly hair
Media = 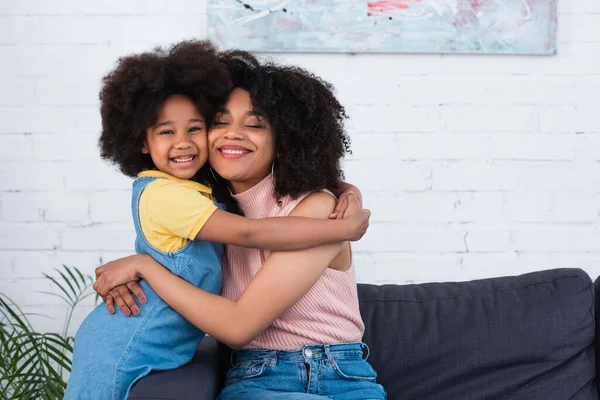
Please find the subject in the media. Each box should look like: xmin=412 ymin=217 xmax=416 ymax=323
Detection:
xmin=210 ymin=51 xmax=351 ymax=211
xmin=98 ymin=40 xmax=232 ymax=178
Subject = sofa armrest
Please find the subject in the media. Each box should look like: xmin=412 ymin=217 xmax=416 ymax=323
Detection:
xmin=128 ymin=336 xmax=223 ymax=400
xmin=594 ymin=276 xmax=600 ymax=393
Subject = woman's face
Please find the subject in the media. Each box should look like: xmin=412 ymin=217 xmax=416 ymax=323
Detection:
xmin=208 ymin=88 xmax=275 ymax=194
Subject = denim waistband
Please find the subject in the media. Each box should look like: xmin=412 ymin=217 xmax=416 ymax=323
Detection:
xmin=231 ymin=342 xmax=370 ymax=365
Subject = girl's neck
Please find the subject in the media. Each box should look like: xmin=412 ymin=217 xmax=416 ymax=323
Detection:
xmin=231 ymin=173 xmax=278 ymax=219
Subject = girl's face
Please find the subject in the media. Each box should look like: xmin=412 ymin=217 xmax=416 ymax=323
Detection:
xmin=208 ymin=88 xmax=275 ymax=194
xmin=142 ymin=94 xmax=208 ymax=180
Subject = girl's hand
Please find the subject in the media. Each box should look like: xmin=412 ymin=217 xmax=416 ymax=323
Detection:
xmin=343 ymin=192 xmax=371 ymax=241
xmin=93 ymin=255 xmax=145 ymax=298
xmin=105 ymin=282 xmax=146 ymax=316
xmin=330 ymin=184 xmax=363 ymax=219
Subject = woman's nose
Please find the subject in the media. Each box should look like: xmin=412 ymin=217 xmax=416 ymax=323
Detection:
xmin=223 ymin=125 xmax=244 ymax=140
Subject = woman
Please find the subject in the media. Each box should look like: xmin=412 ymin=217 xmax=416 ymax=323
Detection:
xmin=95 ymin=51 xmax=386 ymax=399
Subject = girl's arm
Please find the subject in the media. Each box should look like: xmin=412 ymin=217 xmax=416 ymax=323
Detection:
xmin=196 ymin=197 xmax=369 ymax=251
xmin=146 ymin=180 xmax=368 ymax=252
xmin=329 ymin=182 xmax=363 ymax=219
xmin=95 ymin=192 xmax=350 ymax=348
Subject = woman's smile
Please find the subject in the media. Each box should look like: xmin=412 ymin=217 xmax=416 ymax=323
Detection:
xmin=217 ymin=145 xmax=253 ymax=159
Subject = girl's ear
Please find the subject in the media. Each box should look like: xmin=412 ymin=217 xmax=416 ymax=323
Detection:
xmin=141 ymin=140 xmax=150 ymax=154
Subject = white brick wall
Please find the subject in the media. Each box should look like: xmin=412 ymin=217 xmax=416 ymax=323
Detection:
xmin=1 ymin=0 xmax=599 ymax=334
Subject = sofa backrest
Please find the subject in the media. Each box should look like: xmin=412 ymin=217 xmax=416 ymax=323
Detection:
xmin=593 ymin=277 xmax=600 ymax=394
xmin=358 ymin=268 xmax=598 ymax=400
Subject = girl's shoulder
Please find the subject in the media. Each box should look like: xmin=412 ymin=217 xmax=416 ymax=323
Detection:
xmin=136 ymin=171 xmax=213 ymax=198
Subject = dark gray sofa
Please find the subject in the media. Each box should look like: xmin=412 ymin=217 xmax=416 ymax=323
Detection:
xmin=129 ymin=268 xmax=599 ymax=399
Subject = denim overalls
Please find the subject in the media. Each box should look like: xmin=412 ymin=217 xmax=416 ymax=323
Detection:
xmin=64 ymin=176 xmax=224 ymax=400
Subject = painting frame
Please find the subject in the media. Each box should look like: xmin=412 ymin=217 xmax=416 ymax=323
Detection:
xmin=208 ymin=0 xmax=558 ymax=55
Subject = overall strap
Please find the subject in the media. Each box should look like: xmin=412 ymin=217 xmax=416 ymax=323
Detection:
xmin=130 ymin=176 xmax=159 ymax=235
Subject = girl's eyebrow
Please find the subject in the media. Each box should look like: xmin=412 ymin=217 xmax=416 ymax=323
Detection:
xmin=154 ymin=120 xmax=173 ymax=128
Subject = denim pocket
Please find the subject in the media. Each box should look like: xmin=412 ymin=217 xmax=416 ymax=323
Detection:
xmin=331 ymin=359 xmax=378 ymax=382
xmin=225 ymin=361 xmax=267 ymax=385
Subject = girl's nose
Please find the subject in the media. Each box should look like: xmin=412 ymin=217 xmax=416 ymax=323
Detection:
xmin=174 ymin=132 xmax=193 ymax=148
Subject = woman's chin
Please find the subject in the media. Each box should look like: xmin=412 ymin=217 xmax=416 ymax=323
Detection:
xmin=211 ymin=163 xmax=272 ymax=190
xmin=214 ymin=170 xmax=246 ymax=184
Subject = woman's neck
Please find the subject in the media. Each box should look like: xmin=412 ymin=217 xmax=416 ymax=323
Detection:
xmin=231 ymin=173 xmax=278 ymax=219
xmin=230 ymin=181 xmax=256 ymax=195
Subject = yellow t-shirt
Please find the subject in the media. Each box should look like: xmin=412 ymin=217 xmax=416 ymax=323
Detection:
xmin=137 ymin=171 xmax=218 ymax=253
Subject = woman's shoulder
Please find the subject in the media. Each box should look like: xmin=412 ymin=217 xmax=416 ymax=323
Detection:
xmin=287 ymin=191 xmax=336 ymax=218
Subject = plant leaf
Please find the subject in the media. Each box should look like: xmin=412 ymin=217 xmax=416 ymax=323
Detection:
xmin=0 ymin=267 xmax=96 ymax=400
xmin=42 ymin=274 xmax=74 ymax=304
xmin=44 ymin=333 xmax=73 ymax=352
xmin=55 ymin=268 xmax=78 ymax=301
xmin=0 ymin=296 xmax=33 ymax=331
xmin=38 ymin=291 xmax=72 ymax=306
xmin=76 ymin=291 xmax=96 ymax=305
xmin=63 ymin=265 xmax=82 ymax=292
xmin=73 ymin=266 xmax=86 ymax=284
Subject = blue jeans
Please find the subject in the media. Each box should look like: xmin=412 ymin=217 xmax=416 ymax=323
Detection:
xmin=217 ymin=343 xmax=386 ymax=400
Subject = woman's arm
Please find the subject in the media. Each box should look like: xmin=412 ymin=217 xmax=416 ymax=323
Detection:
xmin=196 ymin=198 xmax=369 ymax=251
xmin=95 ymin=192 xmax=349 ymax=348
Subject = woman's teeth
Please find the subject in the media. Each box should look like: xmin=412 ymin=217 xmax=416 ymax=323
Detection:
xmin=221 ymin=149 xmax=245 ymax=155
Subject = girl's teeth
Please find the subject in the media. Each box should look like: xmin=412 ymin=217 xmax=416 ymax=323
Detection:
xmin=173 ymin=157 xmax=193 ymax=163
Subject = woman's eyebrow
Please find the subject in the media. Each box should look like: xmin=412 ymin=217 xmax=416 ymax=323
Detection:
xmin=246 ymin=111 xmax=266 ymax=121
xmin=215 ymin=109 xmax=262 ymax=118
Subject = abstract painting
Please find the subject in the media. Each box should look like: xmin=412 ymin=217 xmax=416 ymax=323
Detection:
xmin=207 ymin=0 xmax=557 ymax=55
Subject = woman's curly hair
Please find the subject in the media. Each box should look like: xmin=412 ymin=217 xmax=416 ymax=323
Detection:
xmin=212 ymin=51 xmax=351 ymax=207
xmin=98 ymin=40 xmax=232 ymax=178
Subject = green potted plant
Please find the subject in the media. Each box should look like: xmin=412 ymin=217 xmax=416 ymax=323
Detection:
xmin=0 ymin=265 xmax=97 ymax=400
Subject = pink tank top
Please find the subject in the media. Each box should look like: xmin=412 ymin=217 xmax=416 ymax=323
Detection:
xmin=221 ymin=174 xmax=365 ymax=350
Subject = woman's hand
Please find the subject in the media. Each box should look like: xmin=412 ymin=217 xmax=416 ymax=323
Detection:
xmin=93 ymin=254 xmax=148 ymax=298
xmin=104 ymin=282 xmax=146 ymax=316
xmin=342 ymin=192 xmax=370 ymax=241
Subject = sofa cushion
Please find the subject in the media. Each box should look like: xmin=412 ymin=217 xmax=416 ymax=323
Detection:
xmin=358 ymin=268 xmax=598 ymax=400
xmin=129 ymin=336 xmax=223 ymax=400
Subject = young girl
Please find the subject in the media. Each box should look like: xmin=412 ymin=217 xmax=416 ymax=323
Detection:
xmin=64 ymin=41 xmax=370 ymax=400
xmin=94 ymin=50 xmax=386 ymax=399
